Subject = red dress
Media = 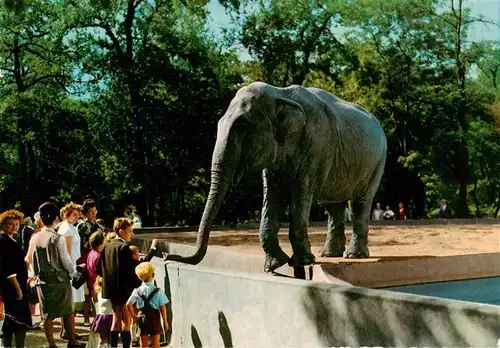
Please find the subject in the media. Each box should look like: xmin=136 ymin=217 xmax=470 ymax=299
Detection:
xmin=399 ymin=208 xmax=406 ymax=220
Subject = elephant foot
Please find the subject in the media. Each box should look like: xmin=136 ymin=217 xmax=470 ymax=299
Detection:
xmin=288 ymin=252 xmax=316 ymax=268
xmin=320 ymin=246 xmax=345 ymax=258
xmin=343 ymin=245 xmax=369 ymax=259
xmin=264 ymin=249 xmax=290 ymax=273
xmin=320 ymin=238 xmax=346 ymax=257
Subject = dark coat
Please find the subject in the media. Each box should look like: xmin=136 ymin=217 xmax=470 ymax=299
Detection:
xmin=96 ymin=238 xmax=136 ymax=305
xmin=21 ymin=225 xmax=35 ymax=255
xmin=131 ymin=248 xmax=155 ymax=289
xmin=0 ymin=233 xmax=29 ymax=300
xmin=0 ymin=232 xmax=32 ymax=332
xmin=439 ymin=206 xmax=453 ymax=219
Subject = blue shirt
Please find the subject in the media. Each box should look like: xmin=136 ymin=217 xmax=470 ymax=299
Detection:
xmin=128 ymin=281 xmax=169 ymax=310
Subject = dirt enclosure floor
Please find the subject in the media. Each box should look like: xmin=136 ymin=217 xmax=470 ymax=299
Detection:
xmin=148 ymin=224 xmax=500 ymax=261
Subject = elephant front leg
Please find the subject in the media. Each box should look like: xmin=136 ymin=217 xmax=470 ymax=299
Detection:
xmin=288 ymin=186 xmax=315 ymax=267
xmin=260 ymin=169 xmax=289 ymax=273
xmin=320 ymin=202 xmax=346 ymax=257
xmin=344 ymin=200 xmax=370 ymax=258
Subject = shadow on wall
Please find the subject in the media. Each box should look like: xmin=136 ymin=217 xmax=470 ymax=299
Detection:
xmin=162 ymin=268 xmax=173 ymax=346
xmin=302 ymin=286 xmax=499 ymax=347
xmin=191 ymin=312 xmax=234 ymax=348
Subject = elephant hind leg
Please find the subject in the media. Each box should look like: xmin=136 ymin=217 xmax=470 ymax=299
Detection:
xmin=260 ymin=169 xmax=289 ymax=273
xmin=344 ymin=200 xmax=371 ymax=258
xmin=320 ymin=202 xmax=347 ymax=257
xmin=344 ymin=156 xmax=385 ymax=259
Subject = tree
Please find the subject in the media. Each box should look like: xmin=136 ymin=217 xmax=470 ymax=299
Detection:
xmin=236 ymin=0 xmax=352 ymax=86
xmin=0 ymin=0 xmax=82 ymax=213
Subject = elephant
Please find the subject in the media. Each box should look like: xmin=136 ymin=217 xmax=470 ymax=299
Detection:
xmin=166 ymin=82 xmax=387 ymax=273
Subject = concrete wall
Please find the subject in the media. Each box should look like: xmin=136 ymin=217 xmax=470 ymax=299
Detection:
xmin=134 ymin=218 xmax=500 ymax=234
xmin=150 ymin=257 xmax=500 ymax=347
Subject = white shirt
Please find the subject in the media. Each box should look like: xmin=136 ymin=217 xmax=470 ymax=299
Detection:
xmin=94 ymin=292 xmax=113 ymax=315
xmin=133 ymin=216 xmax=142 ymax=228
xmin=372 ymin=208 xmax=384 ymax=220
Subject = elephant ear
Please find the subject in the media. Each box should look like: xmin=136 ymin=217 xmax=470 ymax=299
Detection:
xmin=274 ymin=97 xmax=306 ymax=143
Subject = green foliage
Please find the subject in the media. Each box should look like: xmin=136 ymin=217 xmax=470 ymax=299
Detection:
xmin=1 ymin=0 xmax=499 ymax=223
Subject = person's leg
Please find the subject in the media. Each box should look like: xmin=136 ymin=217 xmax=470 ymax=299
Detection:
xmin=100 ymin=333 xmax=108 ymax=347
xmin=13 ymin=329 xmax=27 ymax=348
xmin=120 ymin=305 xmax=132 ymax=348
xmin=87 ymin=331 xmax=101 ymax=348
xmin=151 ymin=334 xmax=160 ymax=348
xmin=43 ymin=318 xmax=56 ymax=347
xmin=59 ymin=314 xmax=66 ymax=338
xmin=131 ymin=323 xmax=139 ymax=345
xmin=2 ymin=330 xmax=13 ymax=347
xmin=110 ymin=306 xmax=123 ymax=348
xmin=83 ymin=291 xmax=91 ymax=325
xmin=0 ymin=299 xmax=4 ymax=337
xmin=63 ymin=313 xmax=80 ymax=345
xmin=139 ymin=335 xmax=149 ymax=348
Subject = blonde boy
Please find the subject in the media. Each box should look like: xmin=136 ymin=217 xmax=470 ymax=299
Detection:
xmin=126 ymin=262 xmax=168 ymax=348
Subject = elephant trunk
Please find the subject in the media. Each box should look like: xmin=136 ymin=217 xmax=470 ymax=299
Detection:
xmin=165 ymin=170 xmax=232 ymax=264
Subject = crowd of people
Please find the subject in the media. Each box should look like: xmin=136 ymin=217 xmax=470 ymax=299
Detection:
xmin=0 ymin=199 xmax=168 ymax=348
xmin=371 ymin=199 xmax=453 ymax=220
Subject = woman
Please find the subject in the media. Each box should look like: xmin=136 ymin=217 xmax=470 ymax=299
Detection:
xmin=0 ymin=209 xmax=32 ymax=348
xmin=26 ymin=202 xmax=84 ymax=348
xmin=58 ymin=203 xmax=85 ymax=302
xmin=58 ymin=202 xmax=85 ymax=339
xmin=398 ymin=202 xmax=407 ymax=220
xmin=97 ymin=218 xmax=136 ymax=348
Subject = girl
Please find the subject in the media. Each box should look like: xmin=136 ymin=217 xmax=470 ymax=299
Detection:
xmin=88 ymin=276 xmax=113 ymax=348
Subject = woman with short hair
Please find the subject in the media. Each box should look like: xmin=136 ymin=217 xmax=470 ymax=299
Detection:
xmin=58 ymin=202 xmax=85 ymax=305
xmin=26 ymin=202 xmax=84 ymax=348
xmin=0 ymin=209 xmax=32 ymax=348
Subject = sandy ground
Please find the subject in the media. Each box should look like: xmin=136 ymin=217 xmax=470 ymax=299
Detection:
xmin=145 ymin=224 xmax=500 ymax=262
xmin=23 ymin=316 xmax=90 ymax=348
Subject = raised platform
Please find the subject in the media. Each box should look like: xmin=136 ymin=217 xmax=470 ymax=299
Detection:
xmin=316 ymin=253 xmax=500 ymax=287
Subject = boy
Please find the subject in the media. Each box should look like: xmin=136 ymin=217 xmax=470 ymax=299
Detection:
xmin=97 ymin=218 xmax=136 ymax=348
xmin=127 ymin=262 xmax=168 ymax=348
xmin=129 ymin=240 xmax=158 ymax=288
xmin=129 ymin=240 xmax=158 ymax=346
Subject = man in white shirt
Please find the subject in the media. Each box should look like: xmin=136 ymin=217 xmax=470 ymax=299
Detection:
xmin=372 ymin=203 xmax=384 ymax=220
xmin=382 ymin=205 xmax=395 ymax=220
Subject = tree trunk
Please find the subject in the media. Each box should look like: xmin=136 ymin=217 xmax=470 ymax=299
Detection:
xmin=453 ymin=0 xmax=470 ymax=218
xmin=473 ymin=180 xmax=480 ymax=217
xmin=494 ymin=188 xmax=500 ymax=217
xmin=13 ymin=37 xmax=30 ymax=213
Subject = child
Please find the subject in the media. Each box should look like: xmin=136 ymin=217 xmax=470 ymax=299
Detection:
xmin=129 ymin=241 xmax=158 ymax=346
xmin=88 ymin=276 xmax=113 ymax=348
xmin=127 ymin=262 xmax=168 ymax=348
xmin=105 ymin=232 xmax=117 ymax=242
xmin=129 ymin=240 xmax=158 ymax=289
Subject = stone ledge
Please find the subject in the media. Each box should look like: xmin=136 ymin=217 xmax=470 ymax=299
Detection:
xmin=134 ymin=218 xmax=500 ymax=234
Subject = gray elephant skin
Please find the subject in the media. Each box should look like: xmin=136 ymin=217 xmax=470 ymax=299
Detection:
xmin=166 ymin=82 xmax=387 ymax=273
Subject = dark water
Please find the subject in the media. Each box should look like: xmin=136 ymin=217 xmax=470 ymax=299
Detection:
xmin=382 ymin=277 xmax=500 ymax=306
